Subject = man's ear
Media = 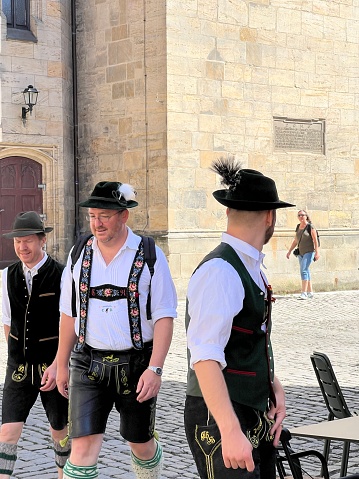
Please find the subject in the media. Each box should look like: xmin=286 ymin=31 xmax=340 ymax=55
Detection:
xmin=120 ymin=209 xmax=129 ymax=222
xmin=266 ymin=209 xmax=276 ymax=225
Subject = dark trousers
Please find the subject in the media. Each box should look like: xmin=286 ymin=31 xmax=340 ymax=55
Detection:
xmin=184 ymin=396 xmax=276 ymax=479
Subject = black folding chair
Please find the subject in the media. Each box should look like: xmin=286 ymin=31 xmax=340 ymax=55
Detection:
xmin=276 ymin=427 xmax=330 ymax=479
xmin=276 ymin=428 xmax=359 ymax=479
xmin=310 ymin=351 xmax=354 ymax=477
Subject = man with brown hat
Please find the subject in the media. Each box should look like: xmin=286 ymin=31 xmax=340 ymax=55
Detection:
xmin=184 ymin=157 xmax=295 ymax=479
xmin=56 ymin=181 xmax=177 ymax=479
xmin=0 ymin=211 xmax=70 ymax=479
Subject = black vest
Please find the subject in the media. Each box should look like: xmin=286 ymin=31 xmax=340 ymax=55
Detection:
xmin=186 ymin=243 xmax=275 ymax=412
xmin=7 ymin=257 xmax=64 ymax=365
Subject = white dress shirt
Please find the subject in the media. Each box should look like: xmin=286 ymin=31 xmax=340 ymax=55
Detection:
xmin=60 ymin=227 xmax=177 ymax=350
xmin=187 ymin=232 xmax=268 ymax=370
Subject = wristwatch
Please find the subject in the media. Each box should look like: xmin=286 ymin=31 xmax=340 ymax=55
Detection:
xmin=147 ymin=366 xmax=163 ymax=376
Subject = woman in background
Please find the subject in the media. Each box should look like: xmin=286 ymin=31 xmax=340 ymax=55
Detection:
xmin=286 ymin=209 xmax=320 ymax=300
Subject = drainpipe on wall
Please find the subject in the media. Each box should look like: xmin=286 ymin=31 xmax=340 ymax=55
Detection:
xmin=71 ymin=0 xmax=80 ymax=240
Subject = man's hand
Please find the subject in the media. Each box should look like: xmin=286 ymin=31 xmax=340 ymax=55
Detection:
xmin=267 ymin=376 xmax=286 ymax=446
xmin=221 ymin=426 xmax=255 ymax=471
xmin=40 ymin=363 xmax=57 ymax=391
xmin=56 ymin=366 xmax=70 ymax=398
xmin=136 ymin=369 xmax=161 ymax=403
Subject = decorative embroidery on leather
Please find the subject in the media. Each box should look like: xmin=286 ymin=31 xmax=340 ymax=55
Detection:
xmin=37 ymin=363 xmax=48 ymax=381
xmin=246 ymin=411 xmax=275 ymax=448
xmin=103 ymin=354 xmax=120 ymax=363
xmin=195 ymin=424 xmax=222 ymax=479
xmin=88 ymin=363 xmax=100 ymax=381
xmin=12 ymin=363 xmax=28 ymax=382
xmin=127 ymin=239 xmax=146 ymax=350
xmin=75 ymin=237 xmax=94 ymax=351
xmin=201 ymin=431 xmax=216 ymax=446
xmin=120 ymin=366 xmax=131 ymax=394
xmin=90 ymin=285 xmax=127 ymax=301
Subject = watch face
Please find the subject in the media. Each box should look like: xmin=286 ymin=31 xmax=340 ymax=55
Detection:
xmin=155 ymin=367 xmax=162 ymax=375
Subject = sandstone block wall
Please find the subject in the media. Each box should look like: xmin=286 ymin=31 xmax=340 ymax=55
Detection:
xmin=0 ymin=0 xmax=73 ymax=260
xmin=75 ymin=0 xmax=168 ymax=236
xmin=166 ymin=0 xmax=359 ymax=297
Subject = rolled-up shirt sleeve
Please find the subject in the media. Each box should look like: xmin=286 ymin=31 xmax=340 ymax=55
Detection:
xmin=187 ymin=258 xmax=244 ymax=370
xmin=2 ymin=268 xmax=11 ymax=327
xmin=150 ymin=246 xmax=177 ymax=322
xmin=59 ymin=250 xmax=75 ymax=318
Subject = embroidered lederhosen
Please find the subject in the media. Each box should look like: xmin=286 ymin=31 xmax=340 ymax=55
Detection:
xmin=75 ymin=237 xmax=148 ymax=352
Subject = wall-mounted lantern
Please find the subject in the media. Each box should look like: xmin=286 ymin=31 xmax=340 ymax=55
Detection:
xmin=22 ymin=85 xmax=39 ymax=125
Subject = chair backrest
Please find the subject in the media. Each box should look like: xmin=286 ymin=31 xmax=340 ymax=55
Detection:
xmin=310 ymin=351 xmax=352 ymax=420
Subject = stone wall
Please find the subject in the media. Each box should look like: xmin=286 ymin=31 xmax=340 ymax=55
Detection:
xmin=166 ymin=0 xmax=359 ymax=297
xmin=75 ymin=0 xmax=168 ymax=235
xmin=0 ymin=0 xmax=73 ymax=261
xmin=4 ymin=0 xmax=359 ymax=298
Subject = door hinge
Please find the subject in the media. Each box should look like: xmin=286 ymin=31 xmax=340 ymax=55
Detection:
xmin=38 ymin=183 xmax=46 ymax=191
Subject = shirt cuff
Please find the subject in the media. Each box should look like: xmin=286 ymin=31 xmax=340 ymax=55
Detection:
xmin=189 ymin=344 xmax=227 ymax=370
xmin=2 ymin=316 xmax=11 ymax=327
xmin=151 ymin=308 xmax=177 ymax=322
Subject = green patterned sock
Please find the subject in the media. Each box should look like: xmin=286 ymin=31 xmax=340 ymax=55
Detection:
xmin=0 ymin=442 xmax=17 ymax=475
xmin=131 ymin=441 xmax=163 ymax=478
xmin=62 ymin=459 xmax=98 ymax=478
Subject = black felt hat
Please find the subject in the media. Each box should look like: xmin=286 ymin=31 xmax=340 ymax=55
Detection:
xmin=79 ymin=181 xmax=138 ymax=210
xmin=212 ymin=158 xmax=295 ymax=211
xmin=3 ymin=211 xmax=53 ymax=238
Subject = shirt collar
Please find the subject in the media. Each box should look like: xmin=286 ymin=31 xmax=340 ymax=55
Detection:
xmin=221 ymin=232 xmax=266 ymax=266
xmin=22 ymin=252 xmax=48 ymax=275
xmin=92 ymin=227 xmax=139 ymax=257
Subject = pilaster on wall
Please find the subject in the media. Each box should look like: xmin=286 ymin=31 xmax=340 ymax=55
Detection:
xmin=76 ymin=0 xmax=168 ymax=236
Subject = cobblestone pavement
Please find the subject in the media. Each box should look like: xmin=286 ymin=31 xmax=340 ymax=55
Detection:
xmin=1 ymin=283 xmax=359 ymax=478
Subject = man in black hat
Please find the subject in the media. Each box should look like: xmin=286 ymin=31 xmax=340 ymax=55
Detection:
xmin=56 ymin=181 xmax=177 ymax=479
xmin=0 ymin=211 xmax=70 ymax=479
xmin=184 ymin=157 xmax=295 ymax=479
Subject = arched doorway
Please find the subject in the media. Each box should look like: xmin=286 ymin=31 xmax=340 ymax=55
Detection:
xmin=0 ymin=156 xmax=43 ymax=268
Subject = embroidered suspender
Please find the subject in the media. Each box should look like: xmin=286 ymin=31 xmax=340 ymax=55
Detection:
xmin=74 ymin=238 xmax=147 ymax=351
xmin=75 ymin=237 xmax=94 ymax=352
xmin=127 ymin=240 xmax=146 ymax=349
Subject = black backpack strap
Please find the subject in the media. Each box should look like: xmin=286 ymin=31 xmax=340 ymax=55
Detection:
xmin=71 ymin=233 xmax=93 ymax=317
xmin=140 ymin=235 xmax=157 ymax=320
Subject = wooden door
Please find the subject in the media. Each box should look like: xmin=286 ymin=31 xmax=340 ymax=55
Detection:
xmin=0 ymin=157 xmax=43 ymax=268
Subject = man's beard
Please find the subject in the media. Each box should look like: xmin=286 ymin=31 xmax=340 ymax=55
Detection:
xmin=264 ymin=225 xmax=274 ymax=244
xmin=264 ymin=211 xmax=276 ymax=244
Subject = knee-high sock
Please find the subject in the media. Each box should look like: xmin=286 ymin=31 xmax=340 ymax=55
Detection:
xmin=62 ymin=459 xmax=98 ymax=479
xmin=131 ymin=441 xmax=163 ymax=479
xmin=52 ymin=438 xmax=71 ymax=469
xmin=0 ymin=442 xmax=17 ymax=476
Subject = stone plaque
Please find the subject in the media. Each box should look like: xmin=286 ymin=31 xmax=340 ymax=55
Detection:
xmin=274 ymin=117 xmax=325 ymax=154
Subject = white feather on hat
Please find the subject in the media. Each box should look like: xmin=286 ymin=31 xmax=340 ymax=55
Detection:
xmin=117 ymin=183 xmax=137 ymax=201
